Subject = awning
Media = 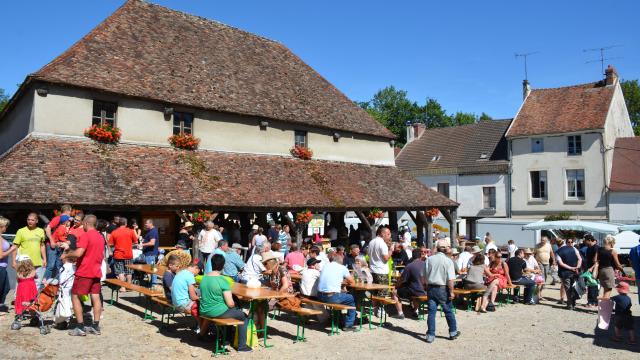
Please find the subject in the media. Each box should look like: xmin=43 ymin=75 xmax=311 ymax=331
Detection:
xmin=0 ymin=135 xmax=457 ymax=211
xmin=619 ymin=224 xmax=640 ymax=231
xmin=522 ymin=220 xmax=619 ymax=234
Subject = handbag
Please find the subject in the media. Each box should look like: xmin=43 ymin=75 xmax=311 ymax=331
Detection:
xmin=233 ymin=321 xmax=259 ymax=349
xmin=277 ymin=296 xmax=302 ymax=310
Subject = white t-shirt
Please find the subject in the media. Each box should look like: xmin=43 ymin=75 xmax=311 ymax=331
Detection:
xmin=403 ymin=231 xmax=412 ymax=244
xmin=198 ymin=229 xmax=219 ymax=253
xmin=300 ymin=268 xmax=320 ymax=297
xmin=240 ymin=253 xmax=265 ymax=281
xmin=508 ymin=244 xmax=518 ymax=258
xmin=457 ymin=251 xmax=473 ymax=270
xmin=316 ymin=252 xmax=329 ymax=271
xmin=524 ymin=255 xmax=539 ymax=270
xmin=368 ymin=236 xmax=389 ymax=275
xmin=485 ymin=242 xmax=498 ymax=254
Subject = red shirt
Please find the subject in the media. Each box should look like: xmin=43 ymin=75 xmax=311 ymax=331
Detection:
xmin=76 ymin=229 xmax=105 ymax=279
xmin=108 ymin=226 xmax=137 ymax=260
xmin=52 ymin=224 xmax=70 ymax=244
xmin=46 ymin=215 xmax=62 ymax=244
xmin=69 ymin=225 xmax=86 ymax=240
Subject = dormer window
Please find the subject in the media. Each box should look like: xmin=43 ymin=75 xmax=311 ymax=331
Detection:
xmin=92 ymin=101 xmax=117 ymax=127
xmin=295 ymin=130 xmax=308 ymax=147
xmin=173 ymin=111 xmax=193 ymax=135
xmin=431 ymin=155 xmax=441 ymax=161
xmin=531 ymin=138 xmax=544 ymax=153
xmin=479 ymin=153 xmax=488 ymax=159
xmin=567 ymin=135 xmax=582 ymax=155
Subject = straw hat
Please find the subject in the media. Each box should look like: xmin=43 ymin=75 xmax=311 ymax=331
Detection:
xmin=471 ymin=245 xmax=482 ymax=254
xmin=451 ymin=248 xmax=460 ymax=255
xmin=183 ymin=221 xmax=194 ymax=228
xmin=524 ymin=248 xmax=533 ymax=255
xmin=261 ymin=251 xmax=280 ymax=263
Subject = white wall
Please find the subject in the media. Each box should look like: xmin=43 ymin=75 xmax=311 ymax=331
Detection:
xmin=0 ymin=89 xmax=34 ymax=155
xmin=603 ymin=83 xmax=634 ymax=186
xmin=510 ymin=133 xmax=607 ymax=218
xmin=31 ymin=85 xmax=395 ymax=166
xmin=609 ymin=192 xmax=640 ymax=223
xmin=415 ymin=173 xmax=507 ymax=218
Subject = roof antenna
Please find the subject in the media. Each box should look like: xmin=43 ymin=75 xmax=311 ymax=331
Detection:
xmin=515 ymin=51 xmax=539 ymax=81
xmin=583 ymin=45 xmax=623 ymax=77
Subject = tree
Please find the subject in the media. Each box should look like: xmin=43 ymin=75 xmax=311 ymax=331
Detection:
xmin=479 ymin=112 xmax=493 ymax=121
xmin=421 ymin=98 xmax=451 ymax=128
xmin=0 ymin=88 xmax=9 ymax=113
xmin=451 ymin=112 xmax=477 ymax=126
xmin=621 ymin=79 xmax=640 ymax=135
xmin=358 ymin=86 xmax=421 ymax=145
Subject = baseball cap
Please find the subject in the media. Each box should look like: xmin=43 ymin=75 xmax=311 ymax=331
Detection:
xmin=616 ymin=282 xmax=630 ymax=294
xmin=59 ymin=215 xmax=71 ymax=224
xmin=251 ymin=224 xmax=259 ymax=230
xmin=16 ymin=254 xmax=31 ymax=262
xmin=231 ymin=243 xmax=247 ymax=250
xmin=307 ymin=258 xmax=321 ymax=267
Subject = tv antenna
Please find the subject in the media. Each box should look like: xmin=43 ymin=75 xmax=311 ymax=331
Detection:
xmin=515 ymin=52 xmax=539 ymax=81
xmin=583 ymin=45 xmax=623 ymax=76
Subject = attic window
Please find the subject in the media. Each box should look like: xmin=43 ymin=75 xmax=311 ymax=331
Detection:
xmin=431 ymin=155 xmax=441 ymax=162
xmin=479 ymin=153 xmax=488 ymax=159
xmin=92 ymin=101 xmax=117 ymax=127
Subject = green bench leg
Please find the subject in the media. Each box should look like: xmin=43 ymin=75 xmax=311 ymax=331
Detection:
xmin=213 ymin=325 xmax=230 ymax=356
xmin=329 ymin=309 xmax=340 ymax=335
xmin=108 ymin=288 xmax=119 ymax=306
xmin=418 ymin=302 xmax=426 ymax=320
xmin=294 ymin=315 xmax=308 ymax=343
xmin=142 ymin=297 xmax=156 ymax=320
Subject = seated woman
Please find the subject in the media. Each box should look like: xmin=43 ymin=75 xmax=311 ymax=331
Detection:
xmin=199 ymin=254 xmax=251 ymax=352
xmin=463 ymin=254 xmax=488 ymax=311
xmin=255 ymin=252 xmax=300 ymax=331
xmin=479 ymin=249 xmax=512 ymax=312
xmin=353 ymin=256 xmax=373 ymax=284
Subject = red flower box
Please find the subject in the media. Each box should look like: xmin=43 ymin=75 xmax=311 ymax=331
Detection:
xmin=84 ymin=124 xmax=121 ymax=144
xmin=290 ymin=145 xmax=313 ymax=160
xmin=169 ymin=133 xmax=200 ymax=150
xmin=367 ymin=208 xmax=385 ymax=220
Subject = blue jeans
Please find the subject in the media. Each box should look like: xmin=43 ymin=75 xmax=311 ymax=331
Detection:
xmin=44 ymin=245 xmax=62 ymax=280
xmin=145 ymin=254 xmax=157 ymax=286
xmin=587 ymin=285 xmax=599 ymax=306
xmin=317 ymin=292 xmax=356 ymax=327
xmin=512 ymin=277 xmax=536 ymax=303
xmin=426 ymin=286 xmax=457 ymax=337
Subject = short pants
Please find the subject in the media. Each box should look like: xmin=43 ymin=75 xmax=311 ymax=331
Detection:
xmin=114 ymin=259 xmax=133 ymax=275
xmin=72 ymin=276 xmax=101 ymax=295
xmin=372 ymin=272 xmax=390 ymax=297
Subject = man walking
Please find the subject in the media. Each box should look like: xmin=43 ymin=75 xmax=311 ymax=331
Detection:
xmin=555 ymin=240 xmax=582 ymax=310
xmin=61 ymin=215 xmax=104 ymax=336
xmin=583 ymin=234 xmax=600 ymax=307
xmin=11 ymin=213 xmax=47 ymax=290
xmin=424 ymin=239 xmax=460 ymax=343
xmin=534 ymin=236 xmax=554 ymax=295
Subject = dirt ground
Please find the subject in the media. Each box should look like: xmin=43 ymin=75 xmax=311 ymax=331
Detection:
xmin=0 ymin=283 xmax=638 ymax=360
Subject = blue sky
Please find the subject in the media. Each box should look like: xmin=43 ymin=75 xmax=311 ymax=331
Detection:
xmin=1 ymin=0 xmax=639 ymax=119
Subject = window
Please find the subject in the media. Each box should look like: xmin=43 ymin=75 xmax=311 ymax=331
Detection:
xmin=530 ymin=171 xmax=547 ymax=200
xmin=431 ymin=155 xmax=441 ymax=161
xmin=295 ymin=130 xmax=308 ymax=147
xmin=437 ymin=183 xmax=450 ymax=198
xmin=566 ymin=169 xmax=585 ymax=199
xmin=483 ymin=187 xmax=496 ymax=209
xmin=173 ymin=112 xmax=193 ymax=135
xmin=531 ymin=138 xmax=544 ymax=153
xmin=92 ymin=101 xmax=117 ymax=127
xmin=567 ymin=135 xmax=582 ymax=155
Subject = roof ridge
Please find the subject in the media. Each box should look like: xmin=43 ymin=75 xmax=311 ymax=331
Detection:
xmin=530 ymin=81 xmax=603 ymax=92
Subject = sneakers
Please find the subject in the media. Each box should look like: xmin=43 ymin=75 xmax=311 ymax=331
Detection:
xmin=449 ymin=331 xmax=461 ymax=340
xmin=68 ymin=327 xmax=86 ymax=336
xmin=343 ymin=326 xmax=358 ymax=332
xmin=390 ymin=313 xmax=405 ymax=320
xmin=237 ymin=347 xmax=252 ymax=353
xmin=375 ymin=307 xmax=386 ymax=318
xmin=426 ymin=334 xmax=435 ymax=343
xmin=84 ymin=325 xmax=101 ymax=335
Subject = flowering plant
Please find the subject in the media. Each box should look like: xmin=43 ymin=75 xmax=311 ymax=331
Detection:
xmin=425 ymin=208 xmax=440 ymax=217
xmin=367 ymin=208 xmax=385 ymax=220
xmin=189 ymin=209 xmax=213 ymax=224
xmin=433 ymin=223 xmax=448 ymax=232
xmin=53 ymin=208 xmax=81 ymax=217
xmin=295 ymin=209 xmax=313 ymax=224
xmin=169 ymin=133 xmax=200 ymax=150
xmin=290 ymin=145 xmax=313 ymax=160
xmin=84 ymin=124 xmax=121 ymax=144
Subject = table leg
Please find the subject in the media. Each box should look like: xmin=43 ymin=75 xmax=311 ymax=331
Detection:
xmin=247 ymin=301 xmax=255 ymax=349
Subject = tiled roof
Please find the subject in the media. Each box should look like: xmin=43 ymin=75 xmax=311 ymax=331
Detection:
xmin=26 ymin=0 xmax=394 ymax=139
xmin=395 ymin=120 xmax=511 ymax=175
xmin=0 ymin=136 xmax=456 ymax=210
xmin=506 ymin=82 xmax=614 ymax=138
xmin=610 ymin=137 xmax=640 ymax=192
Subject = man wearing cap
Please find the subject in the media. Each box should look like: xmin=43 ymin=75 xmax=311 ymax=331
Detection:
xmin=44 ymin=205 xmax=72 ymax=280
xmin=46 ymin=214 xmax=72 ymax=280
xmin=206 ymin=240 xmax=245 ymax=281
xmin=317 ymin=254 xmax=357 ymax=331
xmin=467 ymin=246 xmax=488 ymax=269
xmin=300 ymin=258 xmax=322 ymax=297
xmin=610 ymin=282 xmax=636 ymax=343
xmin=140 ymin=219 xmax=160 ymax=286
xmin=424 ymin=239 xmax=460 ymax=343
xmin=555 ymin=240 xmax=582 ymax=310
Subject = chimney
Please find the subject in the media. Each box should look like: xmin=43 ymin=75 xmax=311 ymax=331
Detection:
xmin=413 ymin=123 xmax=426 ymax=139
xmin=605 ymin=64 xmax=618 ymax=86
xmin=406 ymin=121 xmax=414 ymax=143
xmin=522 ymin=79 xmax=531 ymax=100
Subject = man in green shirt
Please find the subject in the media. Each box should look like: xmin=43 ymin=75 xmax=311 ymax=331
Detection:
xmin=11 ymin=213 xmax=46 ymax=289
xmin=199 ymin=254 xmax=251 ymax=352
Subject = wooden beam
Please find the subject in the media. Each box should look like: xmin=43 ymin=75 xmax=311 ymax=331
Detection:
xmin=355 ymin=211 xmax=373 ymax=241
xmin=426 ymin=215 xmax=433 ymax=249
xmin=415 ymin=211 xmax=425 ymax=247
xmin=407 ymin=211 xmax=417 ymax=224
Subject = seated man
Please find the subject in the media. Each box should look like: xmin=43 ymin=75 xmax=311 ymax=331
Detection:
xmin=344 ymin=244 xmax=360 ymax=270
xmin=284 ymin=243 xmax=305 ymax=274
xmin=239 ymin=244 xmax=267 ymax=283
xmin=171 ymin=262 xmax=202 ymax=326
xmin=316 ymin=254 xmax=357 ymax=331
xmin=396 ymin=248 xmax=427 ymax=317
xmin=206 ymin=240 xmax=245 ymax=282
xmin=162 ymin=254 xmax=180 ymax=300
xmin=506 ymin=249 xmax=536 ymax=305
xmin=200 ymin=254 xmax=251 ymax=352
xmin=300 ymin=258 xmax=322 ymax=297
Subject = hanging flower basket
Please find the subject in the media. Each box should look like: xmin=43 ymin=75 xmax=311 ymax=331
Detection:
xmin=295 ymin=209 xmax=313 ymax=224
xmin=367 ymin=208 xmax=385 ymax=220
xmin=290 ymin=145 xmax=313 ymax=160
xmin=169 ymin=133 xmax=200 ymax=150
xmin=425 ymin=208 xmax=440 ymax=217
xmin=188 ymin=209 xmax=213 ymax=224
xmin=84 ymin=124 xmax=121 ymax=144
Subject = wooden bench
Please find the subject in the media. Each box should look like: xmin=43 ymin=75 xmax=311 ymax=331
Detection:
xmin=300 ymin=297 xmax=356 ymax=335
xmin=104 ymin=278 xmax=163 ymax=319
xmin=276 ymin=305 xmax=323 ymax=342
xmin=412 ymin=295 xmax=428 ymax=320
xmin=149 ymin=296 xmax=191 ymax=329
xmin=200 ymin=316 xmax=245 ymax=356
xmin=453 ymin=289 xmax=484 ymax=311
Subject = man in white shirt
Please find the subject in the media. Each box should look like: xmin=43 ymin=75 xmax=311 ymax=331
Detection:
xmin=239 ymin=244 xmax=267 ymax=282
xmin=367 ymin=226 xmax=403 ymax=319
xmin=300 ymin=258 xmax=322 ymax=297
xmin=308 ymin=246 xmax=328 ymax=271
xmin=457 ymin=246 xmax=474 ymax=270
xmin=484 ymin=236 xmax=498 ymax=254
xmin=507 ymin=240 xmax=518 ymax=258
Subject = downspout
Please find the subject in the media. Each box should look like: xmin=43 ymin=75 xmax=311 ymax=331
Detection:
xmin=600 ymin=133 xmax=610 ymax=221
xmin=507 ymin=139 xmax=513 ymax=218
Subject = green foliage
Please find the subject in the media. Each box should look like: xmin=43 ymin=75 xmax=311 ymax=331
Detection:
xmin=0 ymin=88 xmax=9 ymax=113
xmin=358 ymin=86 xmax=492 ymax=145
xmin=621 ymin=79 xmax=640 ymax=135
xmin=479 ymin=112 xmax=493 ymax=121
xmin=544 ymin=212 xmax=573 ymax=221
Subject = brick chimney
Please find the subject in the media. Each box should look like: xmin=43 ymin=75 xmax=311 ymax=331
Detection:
xmin=605 ymin=64 xmax=618 ymax=86
xmin=522 ymin=79 xmax=531 ymax=100
xmin=413 ymin=123 xmax=426 ymax=139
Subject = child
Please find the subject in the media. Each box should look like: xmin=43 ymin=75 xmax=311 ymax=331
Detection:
xmin=611 ymin=282 xmax=636 ymax=344
xmin=162 ymin=254 xmax=180 ymax=301
xmin=14 ymin=256 xmax=37 ymax=315
xmin=54 ymin=251 xmax=76 ymax=329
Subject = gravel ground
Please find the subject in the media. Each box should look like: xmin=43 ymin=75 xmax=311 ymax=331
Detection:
xmin=0 ymin=283 xmax=638 ymax=359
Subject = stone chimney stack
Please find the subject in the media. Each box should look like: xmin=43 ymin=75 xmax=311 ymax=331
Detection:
xmin=605 ymin=64 xmax=618 ymax=86
xmin=413 ymin=123 xmax=426 ymax=140
xmin=522 ymin=79 xmax=531 ymax=100
xmin=406 ymin=121 xmax=414 ymax=143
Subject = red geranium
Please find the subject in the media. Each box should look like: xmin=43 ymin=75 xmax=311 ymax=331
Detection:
xmin=169 ymin=133 xmax=201 ymax=150
xmin=295 ymin=209 xmax=313 ymax=224
xmin=367 ymin=208 xmax=385 ymax=220
xmin=189 ymin=210 xmax=212 ymax=224
xmin=425 ymin=208 xmax=440 ymax=217
xmin=84 ymin=124 xmax=121 ymax=144
xmin=290 ymin=145 xmax=313 ymax=160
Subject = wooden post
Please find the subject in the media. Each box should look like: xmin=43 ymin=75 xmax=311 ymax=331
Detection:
xmin=439 ymin=208 xmax=458 ymax=247
xmin=355 ymin=211 xmax=373 ymax=242
xmin=415 ymin=211 xmax=425 ymax=247
xmin=239 ymin=212 xmax=250 ymax=247
xmin=426 ymin=214 xmax=433 ymax=249
xmin=388 ymin=211 xmax=398 ymax=241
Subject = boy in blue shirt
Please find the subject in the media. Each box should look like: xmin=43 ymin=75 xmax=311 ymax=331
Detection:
xmin=611 ymin=282 xmax=636 ymax=344
xmin=171 ymin=262 xmax=202 ymax=328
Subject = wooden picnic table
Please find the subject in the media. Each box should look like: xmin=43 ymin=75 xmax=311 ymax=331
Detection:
xmin=126 ymin=263 xmax=167 ymax=277
xmin=231 ymin=283 xmax=294 ymax=348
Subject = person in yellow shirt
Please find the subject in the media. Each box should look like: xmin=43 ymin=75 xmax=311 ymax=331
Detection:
xmin=10 ymin=213 xmax=46 ymax=289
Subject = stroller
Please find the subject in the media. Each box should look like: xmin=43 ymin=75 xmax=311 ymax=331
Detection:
xmin=11 ymin=281 xmax=60 ymax=334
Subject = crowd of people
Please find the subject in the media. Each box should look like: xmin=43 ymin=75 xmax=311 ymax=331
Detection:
xmin=0 ymin=207 xmax=638 ymax=347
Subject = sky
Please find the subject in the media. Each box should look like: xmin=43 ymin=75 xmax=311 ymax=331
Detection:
xmin=1 ymin=0 xmax=639 ymax=119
